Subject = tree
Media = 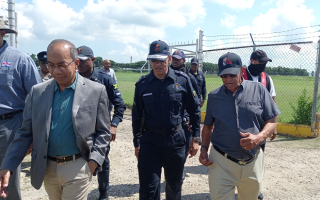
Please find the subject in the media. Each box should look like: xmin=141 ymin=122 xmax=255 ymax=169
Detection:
xmin=30 ymin=53 xmax=39 ymax=66
xmin=94 ymin=56 xmax=103 ymax=68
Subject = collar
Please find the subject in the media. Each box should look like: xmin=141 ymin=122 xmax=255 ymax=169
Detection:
xmin=147 ymin=66 xmax=175 ymax=84
xmin=55 ymin=73 xmax=78 ymax=92
xmin=0 ymin=40 xmax=9 ymax=55
xmin=88 ymin=68 xmax=99 ymax=81
xmin=223 ymin=78 xmax=246 ymax=94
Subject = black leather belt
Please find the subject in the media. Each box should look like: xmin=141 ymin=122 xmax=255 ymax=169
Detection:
xmin=213 ymin=145 xmax=259 ymax=165
xmin=0 ymin=110 xmax=23 ymax=120
xmin=47 ymin=153 xmax=82 ymax=164
xmin=145 ymin=124 xmax=182 ymax=135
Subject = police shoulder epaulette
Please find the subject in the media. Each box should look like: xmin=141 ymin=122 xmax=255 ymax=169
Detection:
xmin=135 ymin=74 xmax=148 ymax=85
xmin=175 ymin=70 xmax=188 ymax=78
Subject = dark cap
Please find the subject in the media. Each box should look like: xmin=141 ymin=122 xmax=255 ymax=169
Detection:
xmin=147 ymin=40 xmax=170 ymax=61
xmin=250 ymin=50 xmax=272 ymax=62
xmin=191 ymin=57 xmax=198 ymax=64
xmin=77 ymin=45 xmax=94 ymax=60
xmin=172 ymin=50 xmax=185 ymax=60
xmin=218 ymin=52 xmax=242 ymax=76
xmin=37 ymin=51 xmax=47 ymax=62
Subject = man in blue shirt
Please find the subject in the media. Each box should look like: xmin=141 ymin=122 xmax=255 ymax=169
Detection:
xmin=0 ymin=18 xmax=42 ymax=200
xmin=199 ymin=52 xmax=280 ymax=200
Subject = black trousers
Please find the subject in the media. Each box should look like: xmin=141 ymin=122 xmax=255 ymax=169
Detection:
xmin=138 ymin=129 xmax=186 ymax=200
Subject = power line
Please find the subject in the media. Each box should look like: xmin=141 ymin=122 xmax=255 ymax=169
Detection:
xmin=204 ymin=35 xmax=320 ymax=48
xmin=204 ymin=30 xmax=320 ymax=42
xmin=205 ymin=24 xmax=320 ymax=38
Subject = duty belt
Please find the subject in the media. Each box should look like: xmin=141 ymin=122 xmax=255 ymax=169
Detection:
xmin=213 ymin=145 xmax=259 ymax=165
xmin=145 ymin=124 xmax=182 ymax=135
xmin=47 ymin=153 xmax=82 ymax=164
xmin=0 ymin=110 xmax=23 ymax=120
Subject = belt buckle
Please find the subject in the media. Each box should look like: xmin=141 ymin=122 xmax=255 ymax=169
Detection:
xmin=57 ymin=157 xmax=66 ymax=164
xmin=238 ymin=160 xmax=247 ymax=165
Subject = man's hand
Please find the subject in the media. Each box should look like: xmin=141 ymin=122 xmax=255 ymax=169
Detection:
xmin=135 ymin=147 xmax=140 ymax=160
xmin=110 ymin=125 xmax=117 ymax=142
xmin=199 ymin=148 xmax=213 ymax=166
xmin=0 ymin=169 xmax=10 ymax=198
xmin=26 ymin=143 xmax=33 ymax=156
xmin=200 ymin=100 xmax=205 ymax=108
xmin=188 ymin=140 xmax=199 ymax=158
xmin=88 ymin=161 xmax=97 ymax=175
xmin=240 ymin=132 xmax=265 ymax=150
xmin=269 ymin=129 xmax=277 ymax=141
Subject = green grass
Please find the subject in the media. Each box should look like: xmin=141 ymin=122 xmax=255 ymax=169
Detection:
xmin=116 ymin=71 xmax=317 ymax=123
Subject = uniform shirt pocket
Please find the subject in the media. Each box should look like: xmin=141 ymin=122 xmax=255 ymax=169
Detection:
xmin=0 ymin=68 xmax=14 ymax=86
xmin=142 ymin=95 xmax=156 ymax=117
xmin=170 ymin=93 xmax=183 ymax=115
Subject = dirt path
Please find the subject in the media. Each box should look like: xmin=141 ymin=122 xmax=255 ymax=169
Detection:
xmin=20 ymin=111 xmax=320 ymax=200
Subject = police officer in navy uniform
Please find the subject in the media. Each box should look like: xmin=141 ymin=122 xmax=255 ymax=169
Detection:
xmin=37 ymin=51 xmax=53 ymax=81
xmin=170 ymin=50 xmax=201 ymax=166
xmin=132 ymin=40 xmax=201 ymax=200
xmin=189 ymin=57 xmax=207 ymax=108
xmin=76 ymin=45 xmax=126 ymax=200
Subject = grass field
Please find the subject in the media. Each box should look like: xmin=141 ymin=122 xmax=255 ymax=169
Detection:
xmin=116 ymin=71 xmax=316 ymax=123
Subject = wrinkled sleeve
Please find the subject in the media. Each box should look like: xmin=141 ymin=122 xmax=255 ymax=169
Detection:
xmin=132 ymin=83 xmax=143 ymax=147
xmin=185 ymin=78 xmax=201 ymax=137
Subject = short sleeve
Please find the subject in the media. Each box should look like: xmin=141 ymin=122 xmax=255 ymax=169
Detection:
xmin=204 ymin=94 xmax=215 ymax=126
xmin=262 ymin=86 xmax=280 ymax=121
xmin=268 ymin=76 xmax=276 ymax=97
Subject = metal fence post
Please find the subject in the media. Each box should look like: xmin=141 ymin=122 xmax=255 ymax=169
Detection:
xmin=311 ymin=39 xmax=320 ymax=135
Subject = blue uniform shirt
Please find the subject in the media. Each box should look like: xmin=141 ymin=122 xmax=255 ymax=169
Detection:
xmin=48 ymin=73 xmax=80 ymax=157
xmin=204 ymin=80 xmax=280 ymax=160
xmin=189 ymin=69 xmax=207 ymax=101
xmin=0 ymin=41 xmax=42 ymax=115
xmin=132 ymin=67 xmax=201 ymax=147
xmin=85 ymin=68 xmax=126 ymax=126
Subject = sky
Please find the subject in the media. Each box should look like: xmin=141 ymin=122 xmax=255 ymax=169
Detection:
xmin=0 ymin=0 xmax=319 ymax=63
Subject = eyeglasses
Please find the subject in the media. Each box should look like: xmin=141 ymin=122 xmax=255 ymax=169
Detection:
xmin=220 ymin=74 xmax=237 ymax=78
xmin=150 ymin=59 xmax=165 ymax=63
xmin=48 ymin=59 xmax=75 ymax=71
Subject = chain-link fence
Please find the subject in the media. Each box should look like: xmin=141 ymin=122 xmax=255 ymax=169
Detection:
xmin=202 ymin=41 xmax=319 ymax=124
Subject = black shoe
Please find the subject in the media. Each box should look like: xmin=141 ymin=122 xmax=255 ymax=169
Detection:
xmin=258 ymin=192 xmax=263 ymax=200
xmin=98 ymin=193 xmax=109 ymax=200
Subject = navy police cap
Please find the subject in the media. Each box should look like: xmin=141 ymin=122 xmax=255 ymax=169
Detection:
xmin=172 ymin=50 xmax=185 ymax=60
xmin=147 ymin=40 xmax=170 ymax=61
xmin=37 ymin=51 xmax=47 ymax=61
xmin=191 ymin=57 xmax=198 ymax=64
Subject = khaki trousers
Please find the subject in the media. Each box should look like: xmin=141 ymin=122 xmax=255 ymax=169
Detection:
xmin=44 ymin=157 xmax=92 ymax=200
xmin=208 ymin=146 xmax=264 ymax=200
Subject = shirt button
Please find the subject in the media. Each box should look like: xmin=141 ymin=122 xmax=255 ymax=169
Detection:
xmin=58 ymin=146 xmax=60 ymax=148
xmin=44 ymin=156 xmax=47 ymax=159
xmin=61 ymin=108 xmax=64 ymax=110
xmin=60 ymin=120 xmax=62 ymax=123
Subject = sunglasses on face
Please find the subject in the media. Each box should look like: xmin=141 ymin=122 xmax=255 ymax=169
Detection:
xmin=150 ymin=59 xmax=165 ymax=63
xmin=220 ymin=74 xmax=237 ymax=78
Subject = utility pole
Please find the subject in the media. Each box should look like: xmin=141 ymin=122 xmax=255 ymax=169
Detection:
xmin=198 ymin=30 xmax=203 ymax=72
xmin=8 ymin=0 xmax=16 ymax=47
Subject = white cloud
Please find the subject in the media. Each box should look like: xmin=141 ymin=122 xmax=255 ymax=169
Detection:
xmin=230 ymin=0 xmax=317 ymax=47
xmin=208 ymin=0 xmax=255 ymax=10
xmin=15 ymin=0 xmax=206 ymax=46
xmin=221 ymin=13 xmax=237 ymax=28
xmin=107 ymin=45 xmax=147 ymax=62
xmin=262 ymin=0 xmax=276 ymax=5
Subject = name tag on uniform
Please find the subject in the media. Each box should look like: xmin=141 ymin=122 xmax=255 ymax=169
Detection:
xmin=1 ymin=61 xmax=12 ymax=67
xmin=143 ymin=93 xmax=152 ymax=97
xmin=116 ymin=92 xmax=121 ymax=96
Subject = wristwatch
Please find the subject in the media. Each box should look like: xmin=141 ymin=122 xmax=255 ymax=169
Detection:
xmin=192 ymin=137 xmax=201 ymax=143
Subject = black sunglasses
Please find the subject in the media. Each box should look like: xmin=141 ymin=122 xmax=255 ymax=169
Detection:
xmin=220 ymin=74 xmax=237 ymax=78
xmin=150 ymin=59 xmax=165 ymax=63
